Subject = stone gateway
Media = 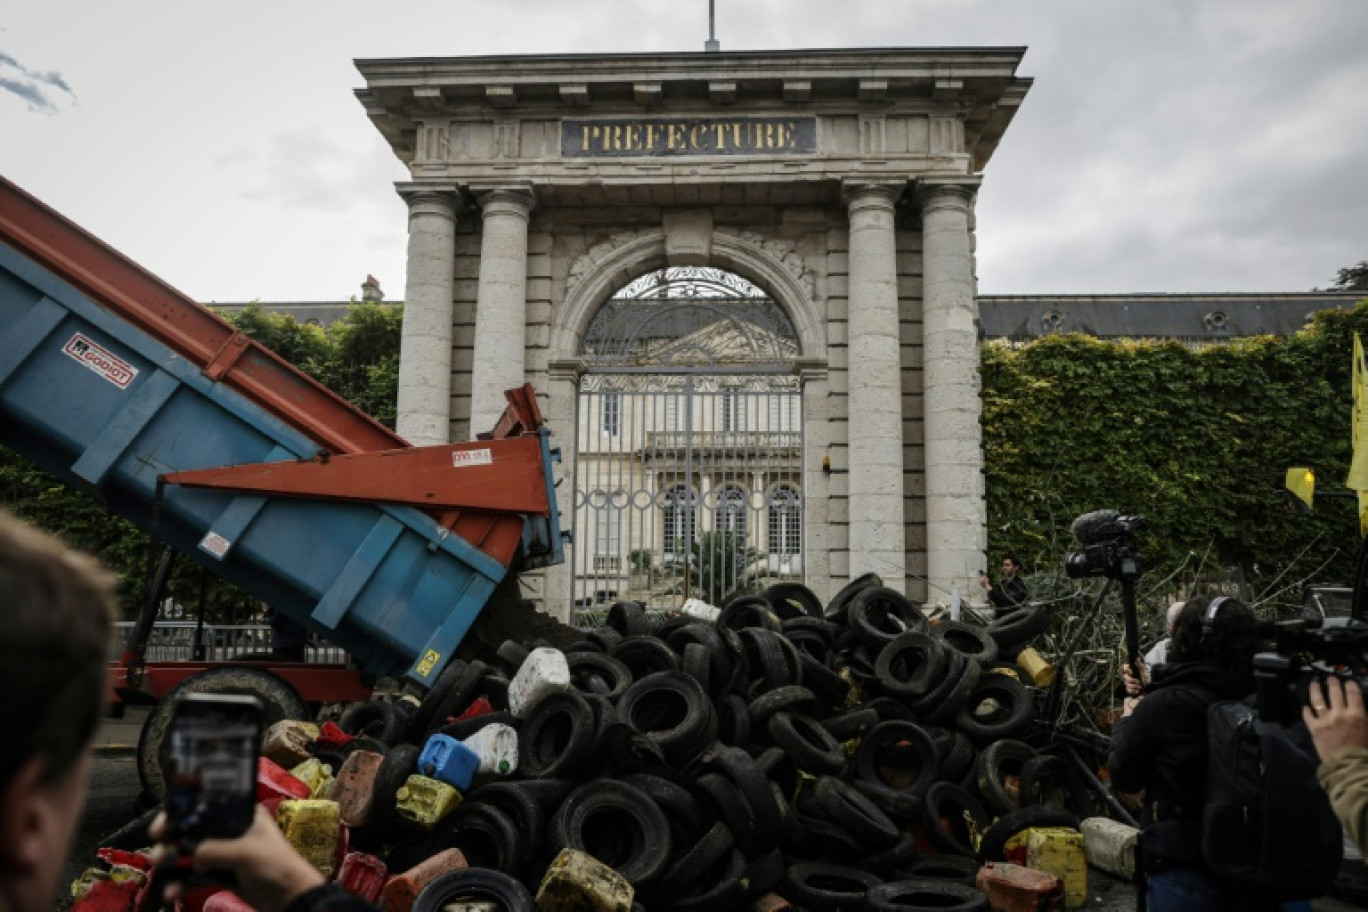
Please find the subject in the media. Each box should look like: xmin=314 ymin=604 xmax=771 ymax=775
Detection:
xmin=355 ymin=48 xmax=1032 ymax=619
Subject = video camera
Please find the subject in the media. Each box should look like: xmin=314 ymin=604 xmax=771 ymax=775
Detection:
xmin=1064 ymin=509 xmax=1145 ymax=580
xmin=1254 ymin=616 xmax=1368 ymax=726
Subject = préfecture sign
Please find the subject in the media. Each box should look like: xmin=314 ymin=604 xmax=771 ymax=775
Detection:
xmin=563 ymin=117 xmax=817 ymax=157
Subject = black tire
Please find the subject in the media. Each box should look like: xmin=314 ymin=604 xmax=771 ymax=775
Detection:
xmin=823 ymin=707 xmax=880 ymax=743
xmin=365 ymin=742 xmax=420 ymax=836
xmin=747 ymin=684 xmax=816 ymax=732
xmin=956 ymin=674 xmax=1035 ymax=746
xmin=867 ymin=881 xmax=987 ymax=912
xmin=424 ymin=802 xmax=525 ymax=876
xmin=694 ymin=772 xmax=763 ymax=856
xmin=708 ymin=745 xmax=784 ymax=847
xmin=853 ymin=720 xmax=940 ymax=799
xmin=717 ymin=693 xmax=753 ymax=748
xmin=978 ymin=805 xmax=1079 ymax=862
xmin=411 ymin=866 xmax=535 ymax=912
xmin=741 ymin=847 xmax=786 ymax=900
xmin=463 ymin=781 xmax=546 ymax=864
xmin=620 ymin=772 xmax=705 ymax=845
xmin=848 ymin=587 xmax=930 ymax=649
xmin=682 ymin=642 xmax=712 ymax=693
xmin=986 ymin=605 xmax=1051 ymax=651
xmin=755 ymin=745 xmax=801 ymax=802
xmin=435 ymin=710 xmax=520 ymax=742
xmin=783 ymin=861 xmax=882 ymax=912
xmin=586 ymin=626 xmax=624 ymax=652
xmin=875 ymin=632 xmax=948 ymax=700
xmin=826 ymin=572 xmax=883 ymax=624
xmin=339 ymin=699 xmax=407 ymax=745
xmin=663 ymin=623 xmax=733 ymax=692
xmin=551 ymin=779 xmax=673 ymax=888
xmin=517 ymin=690 xmax=597 ymax=779
xmin=102 ymin=806 xmax=161 ymax=852
xmin=657 ymin=848 xmax=747 ymax=912
xmin=405 ymin=659 xmax=471 ymax=740
xmin=716 ymin=595 xmax=783 ymax=633
xmin=763 ymin=582 xmax=824 ymax=619
xmin=936 ymin=730 xmax=976 ymax=783
xmin=616 ymin=671 xmax=717 ymax=767
xmin=496 ymin=640 xmax=530 ymax=673
xmin=610 ymin=635 xmax=680 ymax=679
xmin=137 ymin=666 xmax=306 ymax=802
xmin=919 ymin=782 xmax=990 ymax=859
xmin=896 ymin=854 xmax=982 ymax=889
xmin=933 ymin=622 xmax=1000 ymax=667
xmin=769 ymin=710 xmax=847 ymax=775
xmin=565 ymin=650 xmax=634 ymax=701
xmin=864 ymin=831 xmax=920 ymax=875
xmin=607 ymin=601 xmax=652 ymax=637
xmin=973 ymin=739 xmax=1036 ymax=816
xmin=737 ymin=627 xmax=796 ymax=693
xmin=924 ymin=657 xmax=983 ymax=727
xmin=653 ymin=820 xmax=735 ymax=897
xmin=783 ymin=617 xmax=838 ymax=660
xmin=1018 ymin=755 xmax=1091 ymax=816
xmin=814 ymin=774 xmax=899 ymax=849
xmin=983 ymin=662 xmax=1034 ymax=689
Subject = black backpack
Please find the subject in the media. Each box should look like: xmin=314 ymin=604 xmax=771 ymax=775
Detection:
xmin=1202 ymin=695 xmax=1343 ymax=899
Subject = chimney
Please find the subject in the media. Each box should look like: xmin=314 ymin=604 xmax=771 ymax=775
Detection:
xmin=361 ymin=275 xmax=383 ymax=303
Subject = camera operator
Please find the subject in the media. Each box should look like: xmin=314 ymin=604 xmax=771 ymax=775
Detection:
xmin=1305 ymin=675 xmax=1368 ymax=858
xmin=1110 ymin=595 xmax=1296 ymax=911
xmin=0 ymin=510 xmax=114 ymax=912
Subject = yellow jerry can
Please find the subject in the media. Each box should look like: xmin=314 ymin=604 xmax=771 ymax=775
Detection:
xmin=275 ymin=799 xmax=342 ymax=879
xmin=394 ymin=774 xmax=462 ymax=830
xmin=536 ymin=848 xmax=634 ymax=912
xmin=290 ymin=757 xmax=336 ymax=800
xmin=1025 ymin=826 xmax=1088 ymax=909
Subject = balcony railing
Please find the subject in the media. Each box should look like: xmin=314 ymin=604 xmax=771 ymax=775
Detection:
xmin=641 ymin=430 xmax=801 ymax=453
xmin=111 ymin=622 xmax=349 ymax=665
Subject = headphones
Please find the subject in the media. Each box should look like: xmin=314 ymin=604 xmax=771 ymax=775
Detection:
xmin=1202 ymin=595 xmax=1231 ymax=633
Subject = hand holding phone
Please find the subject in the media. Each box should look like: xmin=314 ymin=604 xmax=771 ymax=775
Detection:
xmin=161 ymin=693 xmax=263 ymax=845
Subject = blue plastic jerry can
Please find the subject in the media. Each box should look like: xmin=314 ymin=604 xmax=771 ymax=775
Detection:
xmin=418 ymin=734 xmax=480 ymax=791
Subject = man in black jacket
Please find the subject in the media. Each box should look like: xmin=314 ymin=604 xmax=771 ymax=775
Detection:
xmin=979 ymin=553 xmax=1029 ymax=612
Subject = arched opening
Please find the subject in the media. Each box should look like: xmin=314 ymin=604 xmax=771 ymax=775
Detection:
xmin=571 ymin=266 xmax=803 ymax=613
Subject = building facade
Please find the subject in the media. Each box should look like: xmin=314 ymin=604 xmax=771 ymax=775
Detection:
xmin=353 ymin=48 xmax=1033 ymax=618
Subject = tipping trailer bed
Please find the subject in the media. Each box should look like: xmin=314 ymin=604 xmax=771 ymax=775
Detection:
xmin=0 ymin=175 xmax=566 ymax=698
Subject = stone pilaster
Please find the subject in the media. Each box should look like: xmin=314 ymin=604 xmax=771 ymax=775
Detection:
xmin=917 ymin=180 xmax=986 ymax=603
xmin=396 ymin=186 xmax=459 ymax=445
xmin=541 ymin=358 xmax=583 ymax=623
xmin=469 ymin=185 xmax=535 ymax=434
xmin=844 ymin=182 xmax=907 ymax=592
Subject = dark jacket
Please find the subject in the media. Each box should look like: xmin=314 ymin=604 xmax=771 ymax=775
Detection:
xmin=286 ymin=884 xmax=376 ymax=912
xmin=1108 ymin=661 xmax=1249 ymax=866
xmin=987 ymin=575 xmax=1029 ymax=610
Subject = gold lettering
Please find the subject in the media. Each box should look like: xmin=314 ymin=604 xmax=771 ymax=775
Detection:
xmin=626 ymin=124 xmax=643 ymax=150
xmin=609 ymin=125 xmax=623 ymax=150
xmin=645 ymin=123 xmax=659 ymax=149
xmin=761 ymin=123 xmax=776 ymax=148
xmin=780 ymin=122 xmax=795 ymax=148
xmin=714 ymin=123 xmax=728 ymax=149
xmin=668 ymin=123 xmax=685 ymax=149
xmin=690 ymin=124 xmax=705 ymax=149
xmin=731 ymin=123 xmax=743 ymax=149
xmin=582 ymin=125 xmax=600 ymax=152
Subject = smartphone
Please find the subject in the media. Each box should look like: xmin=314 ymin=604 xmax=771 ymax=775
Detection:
xmin=160 ymin=693 xmax=263 ymax=843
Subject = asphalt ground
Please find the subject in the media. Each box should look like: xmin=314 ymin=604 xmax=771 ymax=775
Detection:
xmin=63 ymin=708 xmax=1365 ymax=912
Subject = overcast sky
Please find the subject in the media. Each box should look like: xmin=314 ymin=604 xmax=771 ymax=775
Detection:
xmin=2 ymin=0 xmax=1365 ymax=303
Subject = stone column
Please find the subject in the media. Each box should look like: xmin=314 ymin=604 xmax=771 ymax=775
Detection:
xmin=844 ymin=183 xmax=907 ymax=592
xmin=541 ymin=359 xmax=582 ymax=624
xmin=469 ymin=185 xmax=535 ymax=434
xmin=917 ymin=180 xmax=986 ymax=603
xmin=395 ymin=187 xmax=459 ymax=445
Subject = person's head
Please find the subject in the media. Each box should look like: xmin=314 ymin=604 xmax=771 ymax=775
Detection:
xmin=0 ymin=510 xmax=114 ymax=912
xmin=1002 ymin=554 xmax=1023 ymax=579
xmin=1165 ymin=600 xmax=1186 ymax=633
xmin=1169 ymin=594 xmax=1259 ymax=686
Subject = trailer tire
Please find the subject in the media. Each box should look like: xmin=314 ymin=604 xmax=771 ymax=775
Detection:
xmin=411 ymin=868 xmax=535 ymax=912
xmin=137 ymin=666 xmax=305 ymax=803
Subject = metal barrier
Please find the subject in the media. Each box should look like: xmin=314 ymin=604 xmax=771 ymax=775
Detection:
xmin=112 ymin=622 xmax=350 ymax=665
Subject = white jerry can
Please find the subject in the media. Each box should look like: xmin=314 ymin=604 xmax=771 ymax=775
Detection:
xmin=681 ymin=598 xmax=722 ymax=623
xmin=508 ymin=647 xmax=571 ymax=717
xmin=1080 ymin=816 xmax=1139 ymax=880
xmin=463 ymin=722 xmax=520 ymax=776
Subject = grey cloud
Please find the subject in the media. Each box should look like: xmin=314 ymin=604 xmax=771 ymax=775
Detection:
xmin=0 ymin=49 xmax=76 ymax=113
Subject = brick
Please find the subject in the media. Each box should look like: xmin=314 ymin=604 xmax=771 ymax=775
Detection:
xmin=328 ymin=750 xmax=385 ymax=828
xmin=974 ymin=862 xmax=1064 ymax=912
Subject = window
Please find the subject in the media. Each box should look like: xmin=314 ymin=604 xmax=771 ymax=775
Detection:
xmin=722 ymin=389 xmax=746 ymax=432
xmin=601 ymin=393 xmax=620 ymax=436
xmin=716 ymin=486 xmax=748 ymax=540
xmin=768 ymin=486 xmax=801 ymax=557
xmin=593 ymin=491 xmax=622 ymax=573
xmin=662 ymin=486 xmax=696 ymax=563
xmin=768 ymin=394 xmax=798 ymax=433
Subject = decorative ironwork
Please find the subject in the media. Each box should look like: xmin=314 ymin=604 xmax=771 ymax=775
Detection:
xmin=572 ymin=268 xmax=805 ymax=610
xmin=582 ymin=266 xmax=799 ymax=367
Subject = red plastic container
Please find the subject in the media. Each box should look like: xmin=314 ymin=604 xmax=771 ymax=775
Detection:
xmin=338 ymin=851 xmax=390 ymax=903
xmin=70 ymin=878 xmax=140 ymax=912
xmin=316 ymin=721 xmax=356 ymax=750
xmin=258 ymin=757 xmax=311 ymax=814
xmin=379 ymin=848 xmax=467 ymax=912
xmin=202 ymin=892 xmax=255 ymax=911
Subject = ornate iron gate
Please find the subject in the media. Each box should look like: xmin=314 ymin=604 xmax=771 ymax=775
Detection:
xmin=572 ymin=267 xmax=803 ymax=611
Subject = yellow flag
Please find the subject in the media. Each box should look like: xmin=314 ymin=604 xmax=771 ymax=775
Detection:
xmin=1347 ymin=333 xmax=1368 ymax=534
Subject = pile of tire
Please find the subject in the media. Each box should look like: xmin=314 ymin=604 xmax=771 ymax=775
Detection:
xmin=289 ymin=573 xmax=1102 ymax=911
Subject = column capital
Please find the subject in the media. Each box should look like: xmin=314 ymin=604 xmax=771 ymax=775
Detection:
xmin=915 ymin=179 xmax=980 ymax=215
xmin=471 ymin=183 xmax=536 ymax=220
xmin=394 ymin=183 xmax=462 ymax=222
xmin=547 ymin=359 xmax=585 ymax=384
xmin=841 ymin=180 xmax=907 ymax=212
